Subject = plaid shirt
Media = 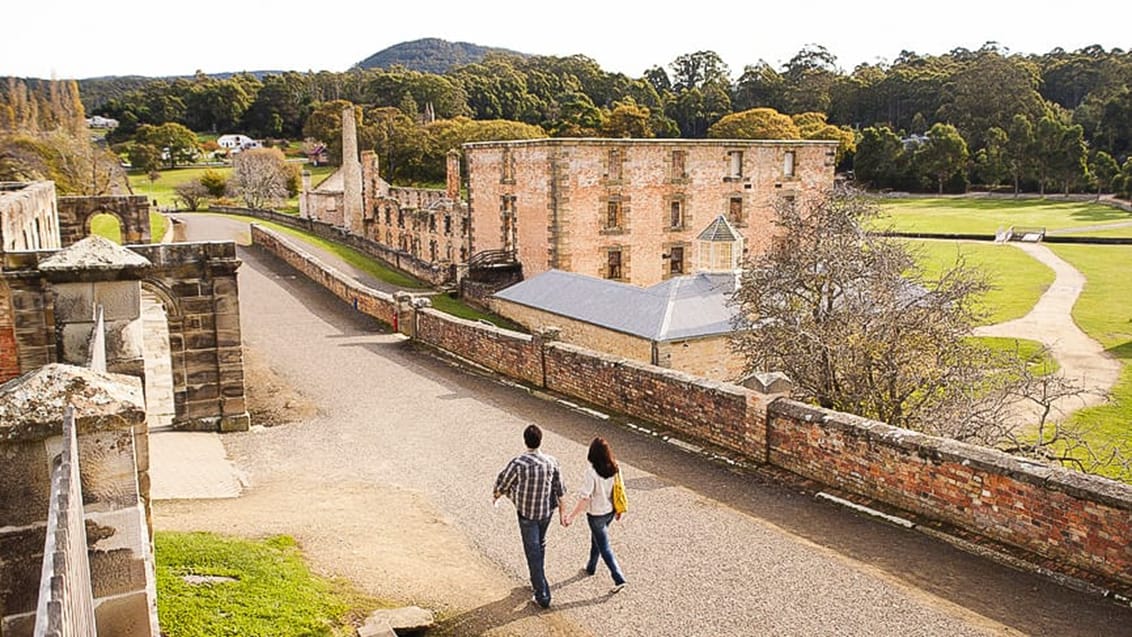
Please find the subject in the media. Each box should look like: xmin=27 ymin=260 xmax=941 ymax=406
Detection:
xmin=494 ymin=450 xmax=566 ymax=520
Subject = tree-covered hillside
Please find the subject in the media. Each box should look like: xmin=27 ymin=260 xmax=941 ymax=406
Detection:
xmin=355 ymin=38 xmax=527 ymax=74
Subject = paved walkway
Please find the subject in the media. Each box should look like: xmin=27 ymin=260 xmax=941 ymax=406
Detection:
xmin=150 ymin=216 xmax=1132 ymax=636
xmin=973 ymin=242 xmax=1120 ymax=416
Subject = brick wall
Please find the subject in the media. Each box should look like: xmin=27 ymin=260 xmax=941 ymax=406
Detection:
xmin=544 ymin=342 xmax=768 ymax=459
xmin=768 ymin=400 xmax=1132 ymax=588
xmin=658 ymin=336 xmax=746 ymax=383
xmin=489 ymin=297 xmax=654 ymax=364
xmin=0 ymin=280 xmax=19 ymax=382
xmin=415 ymin=308 xmax=543 ymax=387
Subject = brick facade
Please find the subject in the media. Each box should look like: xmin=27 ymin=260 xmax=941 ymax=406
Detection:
xmin=464 ymin=139 xmax=838 ymax=286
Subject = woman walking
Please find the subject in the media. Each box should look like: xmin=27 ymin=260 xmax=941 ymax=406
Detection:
xmin=564 ymin=437 xmax=628 ymax=593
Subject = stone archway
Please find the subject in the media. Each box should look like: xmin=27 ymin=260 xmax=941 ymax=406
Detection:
xmin=57 ymin=195 xmax=151 ymax=247
xmin=141 ymin=280 xmax=180 ymax=428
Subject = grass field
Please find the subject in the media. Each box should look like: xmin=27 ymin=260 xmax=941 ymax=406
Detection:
xmin=156 ymin=531 xmax=381 ymax=636
xmin=1044 ymin=244 xmax=1132 ymax=474
xmin=89 ymin=210 xmax=168 ymax=244
xmin=907 ymin=239 xmax=1054 ymax=324
xmin=127 ymin=163 xmax=337 ymax=211
xmin=875 ymin=197 xmax=1132 ymax=235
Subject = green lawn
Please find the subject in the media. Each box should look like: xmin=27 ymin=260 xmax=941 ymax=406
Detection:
xmin=906 ymin=239 xmax=1054 ymax=324
xmin=1044 ymin=244 xmax=1132 ymax=474
xmin=156 ymin=531 xmax=381 ymax=637
xmin=875 ymin=197 xmax=1132 ymax=235
xmin=129 ymin=163 xmax=338 ymax=213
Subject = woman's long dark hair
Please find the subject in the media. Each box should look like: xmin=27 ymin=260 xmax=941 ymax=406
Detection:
xmin=587 ymin=437 xmax=619 ymax=479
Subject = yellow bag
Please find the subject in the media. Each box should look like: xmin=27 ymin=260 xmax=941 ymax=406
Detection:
xmin=611 ymin=471 xmax=628 ymax=515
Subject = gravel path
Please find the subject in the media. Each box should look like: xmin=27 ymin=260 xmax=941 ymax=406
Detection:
xmin=974 ymin=242 xmax=1120 ymax=416
xmin=154 ymin=216 xmax=1132 ymax=636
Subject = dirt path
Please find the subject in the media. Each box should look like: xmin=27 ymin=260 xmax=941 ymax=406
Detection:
xmin=973 ymin=243 xmax=1120 ymax=417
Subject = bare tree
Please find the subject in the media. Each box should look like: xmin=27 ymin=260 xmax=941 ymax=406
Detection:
xmin=230 ymin=147 xmax=290 ymax=210
xmin=173 ymin=180 xmax=209 ymax=211
xmin=729 ymin=187 xmax=1129 ymax=479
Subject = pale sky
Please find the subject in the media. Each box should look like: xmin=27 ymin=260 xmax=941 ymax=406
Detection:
xmin=4 ymin=1 xmax=1129 ymax=80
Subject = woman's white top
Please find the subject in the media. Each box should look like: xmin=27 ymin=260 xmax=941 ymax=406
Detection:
xmin=581 ymin=465 xmax=615 ymax=515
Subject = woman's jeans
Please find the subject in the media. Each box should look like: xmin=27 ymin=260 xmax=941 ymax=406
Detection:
xmin=586 ymin=511 xmax=626 ymax=585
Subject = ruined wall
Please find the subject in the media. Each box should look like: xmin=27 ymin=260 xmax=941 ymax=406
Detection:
xmin=0 ymin=182 xmax=61 ymax=252
xmin=252 ymin=221 xmax=1132 ymax=592
xmin=57 ymin=196 xmax=150 ymax=247
xmin=0 ymin=252 xmax=57 ymax=379
xmin=0 ymin=279 xmax=21 ymax=381
xmin=464 ymin=139 xmax=837 ymax=286
xmin=415 ymin=308 xmax=543 ymax=387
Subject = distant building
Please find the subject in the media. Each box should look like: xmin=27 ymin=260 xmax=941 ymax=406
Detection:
xmin=490 ymin=268 xmax=745 ymax=381
xmin=216 ymin=134 xmax=261 ymax=152
xmin=463 ymin=137 xmax=838 ymax=287
xmin=86 ymin=115 xmax=118 ymax=129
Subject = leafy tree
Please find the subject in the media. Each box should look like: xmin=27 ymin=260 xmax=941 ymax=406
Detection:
xmin=135 ymin=122 xmax=199 ymax=169
xmin=365 ymin=106 xmax=428 ymax=182
xmin=548 ymin=91 xmax=604 ymax=137
xmin=1005 ymin=114 xmax=1035 ymax=194
xmin=707 ymin=107 xmax=800 ymax=139
xmin=128 ymin=143 xmax=163 ymax=173
xmin=669 ymin=51 xmax=731 ymax=92
xmin=1034 ymin=114 xmax=1086 ymax=195
xmin=302 ymin=100 xmax=375 ymax=165
xmin=792 ymin=112 xmax=855 ymax=164
xmin=973 ymin=126 xmax=1009 ymax=188
xmin=781 ymin=45 xmax=839 ymax=114
xmin=230 ymin=147 xmax=291 ymax=209
xmin=733 ymin=61 xmax=785 ymax=112
xmin=853 ymin=125 xmax=906 ymax=189
xmin=1088 ymin=150 xmax=1120 ymax=199
xmin=199 ymin=169 xmax=228 ymax=197
xmin=938 ymin=46 xmax=1046 ymax=149
xmin=914 ymin=123 xmax=969 ymax=193
xmin=602 ymin=98 xmax=653 ymax=138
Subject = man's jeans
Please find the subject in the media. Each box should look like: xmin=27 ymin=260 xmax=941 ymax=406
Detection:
xmin=518 ymin=514 xmax=552 ymax=607
xmin=586 ymin=511 xmax=626 ymax=585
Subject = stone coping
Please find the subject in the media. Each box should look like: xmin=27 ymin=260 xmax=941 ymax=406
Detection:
xmin=0 ymin=364 xmax=145 ymax=441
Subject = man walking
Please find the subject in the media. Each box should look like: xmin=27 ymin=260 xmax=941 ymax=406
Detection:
xmin=493 ymin=424 xmax=567 ymax=609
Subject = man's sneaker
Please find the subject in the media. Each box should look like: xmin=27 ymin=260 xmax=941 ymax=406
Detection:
xmin=611 ymin=582 xmax=627 ymax=594
xmin=581 ymin=567 xmax=595 ymax=577
xmin=530 ymin=595 xmax=549 ymax=609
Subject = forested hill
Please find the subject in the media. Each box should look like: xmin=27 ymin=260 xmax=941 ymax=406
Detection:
xmin=355 ymin=38 xmax=528 ymax=73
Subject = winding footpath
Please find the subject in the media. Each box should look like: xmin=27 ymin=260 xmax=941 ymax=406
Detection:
xmin=973 ymin=242 xmax=1120 ymax=416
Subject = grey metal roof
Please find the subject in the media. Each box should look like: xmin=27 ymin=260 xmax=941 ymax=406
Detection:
xmin=493 ymin=270 xmax=739 ymax=342
xmin=696 ymin=215 xmax=741 ymax=242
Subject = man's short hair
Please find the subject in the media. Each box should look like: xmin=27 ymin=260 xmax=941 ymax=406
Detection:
xmin=524 ymin=424 xmax=542 ymax=449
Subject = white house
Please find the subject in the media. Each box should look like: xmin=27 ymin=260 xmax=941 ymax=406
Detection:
xmin=216 ymin=134 xmax=261 ymax=152
xmin=86 ymin=115 xmax=118 ymax=129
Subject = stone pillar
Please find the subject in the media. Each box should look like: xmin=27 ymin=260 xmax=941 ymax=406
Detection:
xmin=446 ymin=150 xmax=461 ymax=201
xmin=299 ymin=171 xmax=311 ymax=220
xmin=341 ymin=105 xmax=363 ymax=235
xmin=38 ymin=237 xmax=150 ymax=380
xmin=0 ymin=364 xmax=157 ymax=637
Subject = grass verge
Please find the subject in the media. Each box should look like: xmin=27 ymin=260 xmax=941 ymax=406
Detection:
xmin=906 ymin=239 xmax=1054 ymax=324
xmin=156 ymin=531 xmax=382 ymax=637
xmin=875 ymin=197 xmax=1132 ymax=235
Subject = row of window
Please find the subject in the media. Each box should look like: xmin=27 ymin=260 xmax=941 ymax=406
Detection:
xmin=377 ymin=205 xmax=467 ymax=237
xmin=497 ymin=148 xmax=799 ymax=184
xmin=603 ymin=196 xmax=747 ymax=231
xmin=384 ymin=228 xmax=467 ymax=263
xmin=604 ymin=245 xmax=686 ymax=281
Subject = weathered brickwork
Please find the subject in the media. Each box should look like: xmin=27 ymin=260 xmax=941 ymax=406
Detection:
xmin=254 ymin=219 xmax=1132 ymax=590
xmin=767 ymin=400 xmax=1132 ymax=587
xmin=0 ymin=279 xmax=19 ymax=382
xmin=415 ymin=308 xmax=544 ymax=387
xmin=465 ymin=139 xmax=837 ymax=286
xmin=544 ymin=342 xmax=767 ymax=458
xmin=657 ymin=337 xmax=746 ymax=382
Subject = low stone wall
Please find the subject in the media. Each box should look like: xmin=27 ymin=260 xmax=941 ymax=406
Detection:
xmin=208 ymin=206 xmax=450 ymax=286
xmin=250 ymin=225 xmax=397 ymax=327
xmin=768 ymin=400 xmax=1132 ymax=588
xmin=252 ymin=217 xmax=1132 ymax=591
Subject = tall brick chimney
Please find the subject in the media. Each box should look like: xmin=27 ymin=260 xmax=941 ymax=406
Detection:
xmin=446 ymin=150 xmax=461 ymax=200
xmin=341 ymin=106 xmax=363 ymax=234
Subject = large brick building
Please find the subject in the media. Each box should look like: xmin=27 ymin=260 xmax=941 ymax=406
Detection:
xmin=463 ymin=138 xmax=838 ymax=287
